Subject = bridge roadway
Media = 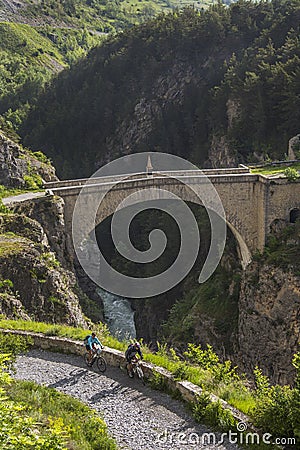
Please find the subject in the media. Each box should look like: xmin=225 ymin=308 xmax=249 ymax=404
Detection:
xmin=44 ymin=166 xmax=251 ymax=190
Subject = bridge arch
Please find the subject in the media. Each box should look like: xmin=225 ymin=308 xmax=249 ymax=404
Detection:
xmin=73 ymin=179 xmax=252 ymax=270
xmin=290 ymin=208 xmax=300 ymax=223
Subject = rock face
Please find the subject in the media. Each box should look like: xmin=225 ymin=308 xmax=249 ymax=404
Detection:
xmin=238 ymin=262 xmax=300 ymax=385
xmin=12 ymin=196 xmax=73 ymax=269
xmin=0 ymin=132 xmax=57 ymax=187
xmin=0 ymin=291 xmax=30 ymax=321
xmin=0 ymin=213 xmax=86 ymax=326
xmin=288 ymin=134 xmax=300 ymax=160
xmin=207 ymin=135 xmax=237 ymax=168
xmin=105 ymin=64 xmax=197 ymax=160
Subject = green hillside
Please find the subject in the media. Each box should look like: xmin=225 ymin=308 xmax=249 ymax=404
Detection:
xmin=0 ymin=0 xmax=225 ymax=137
xmin=20 ymin=0 xmax=300 ymax=178
xmin=0 ymin=0 xmax=217 ymax=32
xmin=0 ymin=22 xmax=103 ymax=136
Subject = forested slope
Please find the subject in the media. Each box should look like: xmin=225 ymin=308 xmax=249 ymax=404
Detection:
xmin=0 ymin=22 xmax=103 ymax=138
xmin=21 ymin=0 xmax=300 ymax=178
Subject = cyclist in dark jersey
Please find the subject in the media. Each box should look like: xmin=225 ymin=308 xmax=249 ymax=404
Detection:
xmin=125 ymin=342 xmax=143 ymax=377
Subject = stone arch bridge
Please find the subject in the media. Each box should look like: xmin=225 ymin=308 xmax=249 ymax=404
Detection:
xmin=45 ymin=167 xmax=300 ymax=269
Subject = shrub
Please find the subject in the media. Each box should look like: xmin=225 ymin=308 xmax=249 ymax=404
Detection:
xmin=253 ymin=358 xmax=300 ymax=442
xmin=0 ymin=332 xmax=33 ymax=362
xmin=41 ymin=252 xmax=60 ymax=268
xmin=0 ymin=279 xmax=14 ymax=291
xmin=0 ymin=354 xmax=67 ymax=450
xmin=23 ymin=173 xmax=43 ymax=189
xmin=0 ymin=198 xmax=9 ymax=214
xmin=253 ymin=384 xmax=294 ymax=437
xmin=32 ymin=151 xmax=51 ymax=165
xmin=284 ymin=167 xmax=300 ymax=182
xmin=183 ymin=343 xmax=219 ymax=369
xmin=173 ymin=362 xmax=189 ymax=381
xmin=192 ymin=392 xmax=236 ymax=431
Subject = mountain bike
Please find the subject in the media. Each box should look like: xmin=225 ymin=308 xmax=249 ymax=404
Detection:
xmin=127 ymin=358 xmax=145 ymax=385
xmin=84 ymin=345 xmax=107 ymax=373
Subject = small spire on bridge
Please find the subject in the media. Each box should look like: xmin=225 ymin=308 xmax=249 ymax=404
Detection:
xmin=146 ymin=155 xmax=153 ymax=176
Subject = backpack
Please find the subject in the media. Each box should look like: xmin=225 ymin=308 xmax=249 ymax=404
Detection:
xmin=83 ymin=335 xmax=91 ymax=345
xmin=125 ymin=344 xmax=134 ymax=359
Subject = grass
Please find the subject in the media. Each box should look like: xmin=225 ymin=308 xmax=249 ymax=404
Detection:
xmin=0 ymin=234 xmax=30 ymax=256
xmin=250 ymin=162 xmax=300 ymax=176
xmin=0 ymin=22 xmax=64 ymax=65
xmin=0 ymin=372 xmax=117 ymax=450
xmin=5 ymin=380 xmax=117 ymax=450
xmin=0 ymin=184 xmax=42 ymax=200
xmin=0 ymin=318 xmax=127 ymax=351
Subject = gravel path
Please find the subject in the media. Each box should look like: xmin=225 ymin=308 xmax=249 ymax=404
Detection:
xmin=15 ymin=349 xmax=240 ymax=450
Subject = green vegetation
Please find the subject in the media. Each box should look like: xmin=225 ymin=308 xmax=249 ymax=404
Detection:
xmin=0 ymin=0 xmax=217 ymax=134
xmin=41 ymin=252 xmax=60 ymax=268
xmin=23 ymin=173 xmax=43 ymax=189
xmin=0 ymin=279 xmax=14 ymax=290
xmin=1 ymin=0 xmax=214 ymax=33
xmin=0 ymin=184 xmax=42 ymax=201
xmin=284 ymin=166 xmax=300 ymax=182
xmin=162 ymin=269 xmax=240 ymax=351
xmin=0 ymin=198 xmax=9 ymax=214
xmin=20 ymin=0 xmax=300 ymax=178
xmin=0 ymin=21 xmax=103 ymax=132
xmin=0 ymin=332 xmax=33 ymax=362
xmin=30 ymin=150 xmax=52 ymax=165
xmin=192 ymin=392 xmax=236 ymax=431
xmin=259 ymin=220 xmax=300 ymax=271
xmin=0 ymin=335 xmax=116 ymax=450
xmin=6 ymin=381 xmax=117 ymax=450
xmin=0 ymin=234 xmax=30 ymax=256
xmin=251 ymin=162 xmax=300 ymax=177
xmin=0 ymin=317 xmax=127 ymax=350
xmin=0 ymin=22 xmax=64 ymax=130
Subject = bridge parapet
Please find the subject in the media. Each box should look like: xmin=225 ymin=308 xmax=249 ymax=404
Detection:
xmin=44 ymin=166 xmax=250 ymax=190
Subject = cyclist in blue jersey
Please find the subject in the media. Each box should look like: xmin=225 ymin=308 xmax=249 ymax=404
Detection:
xmin=87 ymin=332 xmax=103 ymax=363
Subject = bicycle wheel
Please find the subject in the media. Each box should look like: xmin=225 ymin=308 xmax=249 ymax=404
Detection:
xmin=136 ymin=365 xmax=145 ymax=385
xmin=84 ymin=353 xmax=91 ymax=367
xmin=96 ymin=356 xmax=107 ymax=373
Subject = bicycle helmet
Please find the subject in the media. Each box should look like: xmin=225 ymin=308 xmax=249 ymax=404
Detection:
xmin=134 ymin=342 xmax=140 ymax=348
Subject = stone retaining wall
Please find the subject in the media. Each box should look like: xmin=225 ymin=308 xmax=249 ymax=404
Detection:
xmin=1 ymin=328 xmax=252 ymax=427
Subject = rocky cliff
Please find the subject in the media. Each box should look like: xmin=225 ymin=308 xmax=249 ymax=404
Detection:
xmin=0 ymin=213 xmax=86 ymax=326
xmin=238 ymin=264 xmax=300 ymax=386
xmin=237 ymin=221 xmax=300 ymax=385
xmin=11 ymin=195 xmax=73 ymax=269
xmin=0 ymin=132 xmax=57 ymax=188
xmin=0 ymin=132 xmax=88 ymax=326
